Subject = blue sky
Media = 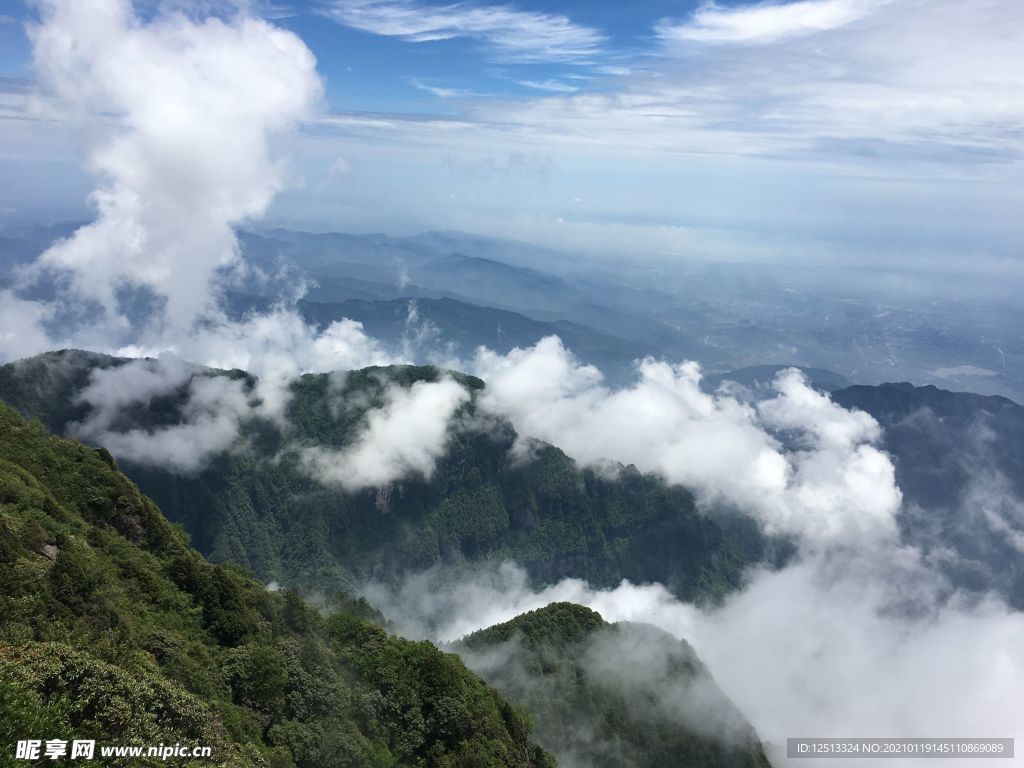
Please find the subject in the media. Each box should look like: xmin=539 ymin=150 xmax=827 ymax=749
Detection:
xmin=1 ymin=0 xmax=1023 ymax=274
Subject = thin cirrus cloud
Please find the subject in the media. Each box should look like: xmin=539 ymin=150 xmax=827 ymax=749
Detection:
xmin=517 ymin=79 xmax=579 ymax=93
xmin=468 ymin=0 xmax=1024 ymax=162
xmin=307 ymin=0 xmax=1024 ymax=166
xmin=410 ymin=77 xmax=472 ymax=98
xmin=320 ymin=0 xmax=604 ymax=62
xmin=656 ymin=0 xmax=891 ymax=44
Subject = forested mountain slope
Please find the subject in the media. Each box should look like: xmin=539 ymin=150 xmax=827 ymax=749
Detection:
xmin=0 ymin=351 xmax=771 ymax=602
xmin=0 ymin=402 xmax=555 ymax=768
xmin=456 ymin=603 xmax=772 ymax=768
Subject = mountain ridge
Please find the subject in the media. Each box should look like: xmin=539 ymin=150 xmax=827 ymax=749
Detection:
xmin=0 ymin=350 xmax=771 ymax=602
xmin=455 ymin=603 xmax=773 ymax=768
xmin=3 ymin=348 xmax=1022 ymax=607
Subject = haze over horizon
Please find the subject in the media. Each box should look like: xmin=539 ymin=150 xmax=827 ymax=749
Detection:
xmin=0 ymin=0 xmax=1022 ymax=278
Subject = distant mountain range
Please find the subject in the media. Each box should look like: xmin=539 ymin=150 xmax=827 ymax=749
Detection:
xmin=223 ymin=289 xmax=648 ymax=382
xmin=704 ymin=370 xmax=1024 ymax=607
xmin=3 ymin=223 xmax=1023 ymax=614
xmin=237 ymin=229 xmax=692 ymax=361
xmin=704 ymin=365 xmax=852 ymax=393
xmin=5 ymin=223 xmax=1023 ymax=401
xmin=298 ymin=296 xmax=646 ymax=385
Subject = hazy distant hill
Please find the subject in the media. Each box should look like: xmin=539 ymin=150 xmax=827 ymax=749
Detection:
xmin=691 ymin=369 xmax=1024 ymax=607
xmin=698 ymin=374 xmax=1024 ymax=606
xmin=704 ymin=365 xmax=852 ymax=393
xmin=414 ymin=253 xmax=577 ymax=309
xmin=457 ymin=603 xmax=772 ymax=768
xmin=832 ymin=382 xmax=1024 ymax=606
xmin=250 ymin=228 xmax=583 ymax=276
xmin=235 ymin=229 xmax=692 ymax=356
xmin=297 ymin=297 xmax=647 ymax=383
xmin=5 ymin=223 xmax=1024 ymax=401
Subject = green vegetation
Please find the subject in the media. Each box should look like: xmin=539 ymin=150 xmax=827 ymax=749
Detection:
xmin=0 ymin=351 xmax=773 ymax=603
xmin=461 ymin=603 xmax=605 ymax=651
xmin=458 ymin=604 xmax=773 ymax=768
xmin=0 ymin=403 xmax=553 ymax=768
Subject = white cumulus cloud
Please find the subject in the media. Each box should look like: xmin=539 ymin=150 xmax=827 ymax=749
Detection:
xmin=26 ymin=0 xmax=322 ymax=339
xmin=299 ymin=376 xmax=470 ymax=491
xmin=70 ymin=356 xmax=253 ymax=473
xmin=2 ymin=0 xmax=406 ymax=471
xmin=474 ymin=336 xmax=899 ymax=546
xmin=0 ymin=290 xmax=54 ymax=363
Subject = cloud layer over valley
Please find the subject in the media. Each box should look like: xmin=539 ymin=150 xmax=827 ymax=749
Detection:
xmin=365 ymin=552 xmax=1024 ymax=768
